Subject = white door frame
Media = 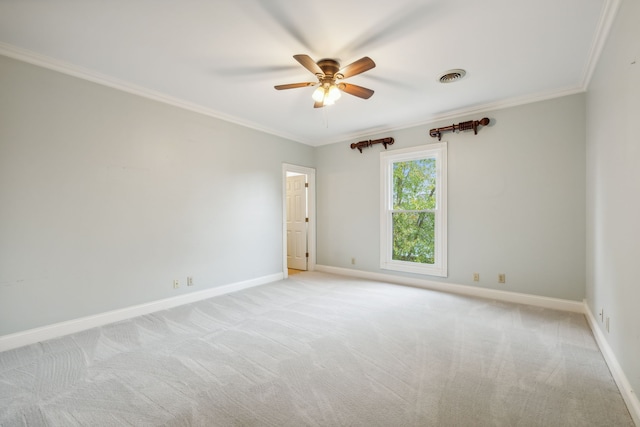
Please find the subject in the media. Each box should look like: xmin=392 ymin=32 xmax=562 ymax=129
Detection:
xmin=282 ymin=163 xmax=316 ymax=278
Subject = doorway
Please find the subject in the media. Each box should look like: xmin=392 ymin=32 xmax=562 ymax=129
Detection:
xmin=282 ymin=164 xmax=316 ymax=279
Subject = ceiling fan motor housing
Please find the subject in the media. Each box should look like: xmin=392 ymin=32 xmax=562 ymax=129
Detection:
xmin=317 ymin=59 xmax=341 ymax=78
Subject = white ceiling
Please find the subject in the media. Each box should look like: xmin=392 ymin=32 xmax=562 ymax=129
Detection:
xmin=0 ymin=0 xmax=617 ymax=146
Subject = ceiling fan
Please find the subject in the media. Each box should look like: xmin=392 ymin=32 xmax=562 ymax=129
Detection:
xmin=275 ymin=54 xmax=376 ymax=108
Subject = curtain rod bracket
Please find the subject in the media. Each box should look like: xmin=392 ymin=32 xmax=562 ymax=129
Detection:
xmin=429 ymin=118 xmax=490 ymax=141
xmin=350 ymin=137 xmax=395 ymax=153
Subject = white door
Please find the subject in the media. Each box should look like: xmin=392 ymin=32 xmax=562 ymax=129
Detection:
xmin=286 ymin=175 xmax=308 ymax=270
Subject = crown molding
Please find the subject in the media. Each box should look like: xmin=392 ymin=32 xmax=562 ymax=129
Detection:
xmin=0 ymin=42 xmax=304 ymax=144
xmin=327 ymin=84 xmax=586 ymax=146
xmin=580 ymin=0 xmax=622 ymax=89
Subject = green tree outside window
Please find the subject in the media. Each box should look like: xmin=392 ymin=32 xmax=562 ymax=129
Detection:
xmin=392 ymin=159 xmax=436 ymax=264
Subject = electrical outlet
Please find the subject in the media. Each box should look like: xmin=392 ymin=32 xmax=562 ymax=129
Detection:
xmin=498 ymin=274 xmax=506 ymax=283
xmin=473 ymin=273 xmax=480 ymax=282
xmin=173 ymin=280 xmax=180 ymax=289
xmin=187 ymin=276 xmax=194 ymax=286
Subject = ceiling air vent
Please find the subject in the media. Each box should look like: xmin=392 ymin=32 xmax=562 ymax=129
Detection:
xmin=439 ymin=69 xmax=466 ymax=83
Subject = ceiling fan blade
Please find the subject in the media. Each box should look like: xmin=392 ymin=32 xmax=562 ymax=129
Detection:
xmin=339 ymin=83 xmax=375 ymax=99
xmin=293 ymin=54 xmax=323 ymax=76
xmin=256 ymin=0 xmax=315 ymax=52
xmin=274 ymin=82 xmax=316 ymax=90
xmin=314 ymin=100 xmax=324 ymax=108
xmin=338 ymin=3 xmax=434 ymax=53
xmin=337 ymin=57 xmax=376 ymax=79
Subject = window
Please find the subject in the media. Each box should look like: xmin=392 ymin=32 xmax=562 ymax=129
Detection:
xmin=380 ymin=143 xmax=447 ymax=276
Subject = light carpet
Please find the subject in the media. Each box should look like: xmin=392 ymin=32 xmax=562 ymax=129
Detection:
xmin=0 ymin=271 xmax=634 ymax=426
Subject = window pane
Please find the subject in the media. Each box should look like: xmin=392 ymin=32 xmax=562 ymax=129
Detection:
xmin=392 ymin=211 xmax=435 ymax=264
xmin=392 ymin=158 xmax=436 ymax=210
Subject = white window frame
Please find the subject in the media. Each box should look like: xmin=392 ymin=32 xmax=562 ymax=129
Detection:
xmin=380 ymin=143 xmax=447 ymax=277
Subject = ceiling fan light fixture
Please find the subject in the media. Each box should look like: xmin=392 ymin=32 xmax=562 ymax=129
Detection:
xmin=312 ymin=86 xmax=325 ymax=102
xmin=328 ymin=84 xmax=341 ymax=102
xmin=312 ymin=82 xmax=340 ymax=106
xmin=439 ymin=69 xmax=466 ymax=83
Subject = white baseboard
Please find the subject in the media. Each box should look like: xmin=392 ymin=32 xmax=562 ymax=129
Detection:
xmin=584 ymin=303 xmax=640 ymax=426
xmin=0 ymin=272 xmax=283 ymax=353
xmin=315 ymin=265 xmax=585 ymax=313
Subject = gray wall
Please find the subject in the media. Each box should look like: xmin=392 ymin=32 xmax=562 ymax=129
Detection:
xmin=586 ymin=0 xmax=640 ymax=403
xmin=316 ymin=94 xmax=587 ymax=301
xmin=0 ymin=55 xmax=315 ymax=335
